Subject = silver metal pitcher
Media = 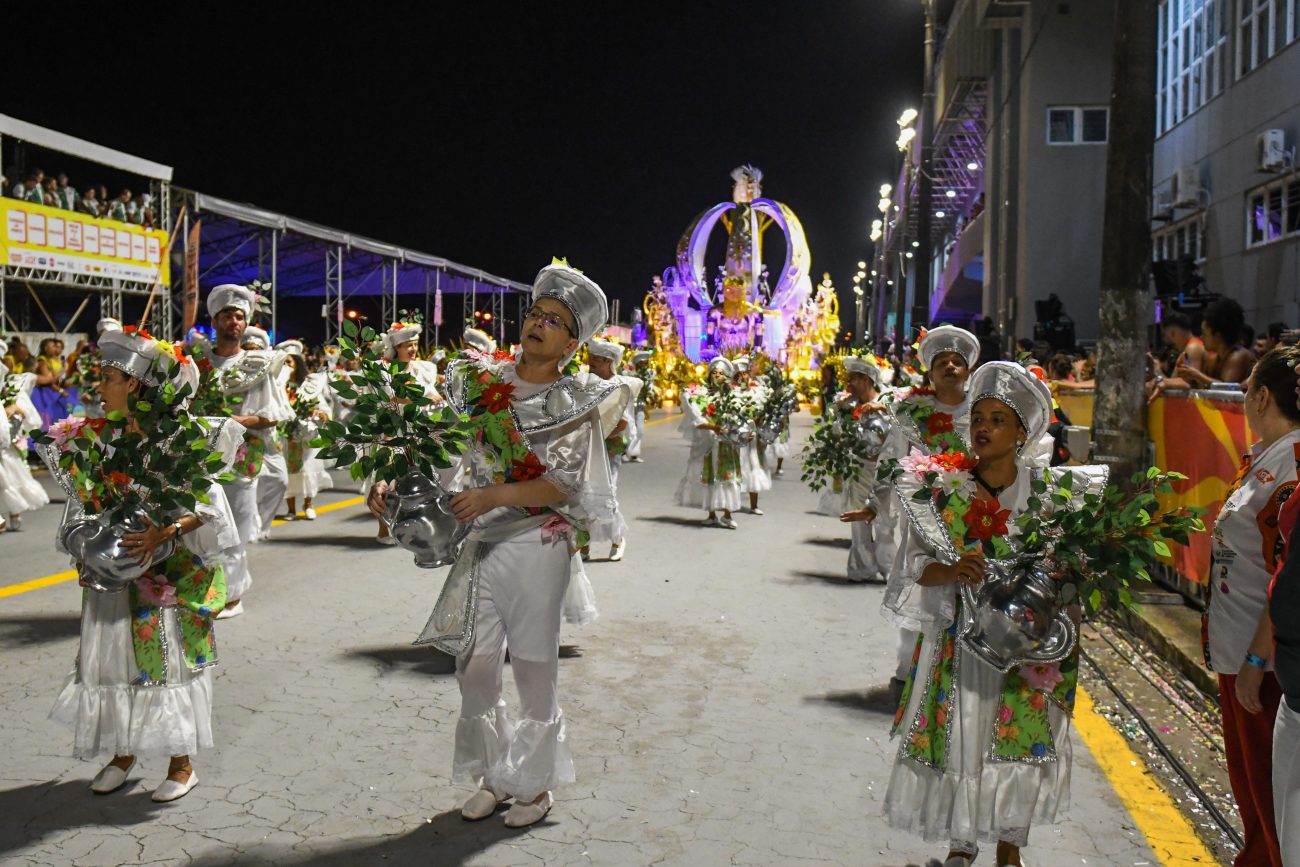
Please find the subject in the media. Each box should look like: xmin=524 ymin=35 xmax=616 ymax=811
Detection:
xmin=957 ymin=557 xmax=1077 ymax=672
xmin=61 ymin=509 xmax=178 ymax=593
xmin=857 ymin=412 xmax=890 ymax=460
xmin=382 ymin=470 xmax=470 ymax=569
xmin=721 ymin=421 xmax=755 ymax=447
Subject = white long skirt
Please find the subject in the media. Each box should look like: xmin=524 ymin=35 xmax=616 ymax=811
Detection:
xmin=287 ymin=449 xmax=333 ymax=500
xmin=884 ymin=628 xmax=1073 ymax=851
xmin=50 ymin=590 xmax=214 ymax=759
xmin=0 ymin=446 xmax=49 ymax=514
xmin=738 ymin=442 xmax=771 ymax=493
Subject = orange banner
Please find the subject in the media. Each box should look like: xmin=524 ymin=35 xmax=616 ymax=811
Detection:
xmin=1056 ymin=390 xmax=1252 ymax=586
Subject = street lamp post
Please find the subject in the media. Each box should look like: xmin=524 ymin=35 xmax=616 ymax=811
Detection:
xmin=913 ymin=0 xmax=936 ymax=332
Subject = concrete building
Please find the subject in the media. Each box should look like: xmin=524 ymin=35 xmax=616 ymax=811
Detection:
xmin=1151 ymin=0 xmax=1300 ymax=329
xmin=875 ymin=0 xmax=1115 ymax=351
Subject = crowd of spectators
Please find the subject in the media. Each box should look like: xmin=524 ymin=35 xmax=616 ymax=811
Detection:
xmin=1 ymin=167 xmax=156 ymax=228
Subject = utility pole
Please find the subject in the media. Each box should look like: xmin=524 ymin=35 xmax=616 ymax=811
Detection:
xmin=1092 ymin=0 xmax=1156 ymax=483
xmin=912 ymin=0 xmax=936 ymax=330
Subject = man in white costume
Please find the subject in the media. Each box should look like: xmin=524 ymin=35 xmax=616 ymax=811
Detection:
xmin=835 ymin=355 xmax=893 ymax=583
xmin=275 ymin=339 xmax=333 ymax=521
xmin=871 ymin=325 xmax=979 ymax=703
xmin=585 ymin=337 xmax=641 ymax=561
xmin=371 ymin=261 xmax=620 ymax=828
xmin=624 ymin=350 xmax=654 ymax=462
xmin=205 ymin=284 xmax=293 ymax=619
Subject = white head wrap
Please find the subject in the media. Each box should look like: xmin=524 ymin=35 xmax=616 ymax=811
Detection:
xmin=966 ymin=361 xmax=1053 ymax=450
xmin=707 ymin=356 xmax=736 ymax=379
xmin=631 ymin=350 xmax=652 ymax=365
xmin=586 ymin=338 xmax=623 ymax=362
xmin=919 ymin=324 xmax=980 ymax=371
xmin=96 ymin=317 xmax=122 ymax=335
xmin=531 ymin=261 xmax=609 ymax=367
xmin=275 ymin=339 xmax=305 ymax=357
xmin=241 ymin=326 xmax=271 ymax=351
xmin=99 ymin=330 xmax=199 ymax=393
xmin=207 ymin=284 xmax=256 ymax=319
xmin=843 ymin=355 xmax=886 ymax=389
xmin=462 ymin=328 xmax=496 ymax=354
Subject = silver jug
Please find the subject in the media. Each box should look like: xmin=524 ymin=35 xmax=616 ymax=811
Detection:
xmin=858 ymin=412 xmax=890 ymax=460
xmin=382 ymin=470 xmax=470 ymax=569
xmin=61 ymin=509 xmax=178 ymax=593
xmin=957 ymin=558 xmax=1077 ymax=672
xmin=722 ymin=421 xmax=755 ymax=447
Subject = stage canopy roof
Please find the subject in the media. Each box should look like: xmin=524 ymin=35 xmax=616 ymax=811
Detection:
xmin=187 ymin=191 xmax=529 ymax=299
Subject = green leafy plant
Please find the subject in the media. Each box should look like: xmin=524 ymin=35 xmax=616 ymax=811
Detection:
xmin=312 ymin=317 xmax=469 ymax=482
xmin=801 ymin=394 xmax=874 ymax=491
xmin=39 ymin=356 xmax=235 ymax=525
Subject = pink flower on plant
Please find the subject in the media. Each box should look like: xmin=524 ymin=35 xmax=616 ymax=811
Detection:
xmin=48 ymin=417 xmax=88 ymax=448
xmin=540 ymin=513 xmax=572 ymax=545
xmin=997 ymin=704 xmax=1014 ymax=724
xmin=1020 ymin=662 xmax=1065 ymax=692
xmin=900 ymin=448 xmax=941 ymax=478
xmin=14 ymin=435 xmax=29 ymax=453
xmin=135 ymin=575 xmax=177 ymax=607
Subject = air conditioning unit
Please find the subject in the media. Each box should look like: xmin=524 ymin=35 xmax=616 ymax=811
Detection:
xmin=1259 ymin=129 xmax=1286 ymax=171
xmin=1152 ymin=188 xmax=1174 ymax=221
xmin=1172 ymin=165 xmax=1200 ymax=207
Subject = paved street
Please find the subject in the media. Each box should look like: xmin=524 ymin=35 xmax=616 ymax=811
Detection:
xmin=0 ymin=411 xmax=1165 ymax=866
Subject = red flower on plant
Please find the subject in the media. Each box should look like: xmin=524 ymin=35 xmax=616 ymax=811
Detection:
xmin=705 ymin=403 xmax=716 ymax=417
xmin=479 ymin=381 xmax=515 ymax=414
xmin=493 ymin=349 xmax=515 ymax=362
xmin=966 ymin=497 xmax=1011 ymax=541
xmin=933 ymin=451 xmax=977 ymax=472
xmin=87 ymin=418 xmax=110 ymax=435
xmin=509 ymin=451 xmax=546 ymax=482
xmin=123 ymin=325 xmax=154 ymax=339
xmin=925 ymin=412 xmax=954 ymax=436
xmin=105 ymin=471 xmax=132 ymax=492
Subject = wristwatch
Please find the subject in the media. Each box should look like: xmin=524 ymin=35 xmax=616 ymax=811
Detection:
xmin=171 ymin=520 xmax=185 ymax=539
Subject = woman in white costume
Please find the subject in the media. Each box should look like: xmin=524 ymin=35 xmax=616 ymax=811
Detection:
xmin=370 ymin=261 xmax=619 ymax=828
xmin=584 ymin=337 xmax=640 ymax=561
xmin=732 ymin=357 xmax=771 ymax=515
xmin=275 ymin=340 xmax=334 ymax=520
xmin=675 ymin=357 xmax=744 ymax=528
xmin=883 ymin=361 xmax=1071 ymax=867
xmin=0 ymin=365 xmax=50 ymax=531
xmin=44 ymin=329 xmax=242 ymax=803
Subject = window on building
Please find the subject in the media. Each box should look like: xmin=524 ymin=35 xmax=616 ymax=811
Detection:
xmin=1238 ymin=0 xmax=1299 ymax=78
xmin=1246 ymin=174 xmax=1300 ymax=248
xmin=1157 ymin=0 xmax=1230 ymax=135
xmin=1047 ymin=107 xmax=1109 ymax=145
xmin=1153 ymin=218 xmax=1207 ymax=263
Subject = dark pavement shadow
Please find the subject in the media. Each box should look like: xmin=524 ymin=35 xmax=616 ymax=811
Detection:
xmin=263 ymin=535 xmax=385 ymax=550
xmin=636 ymin=515 xmax=717 ymax=528
xmin=0 ymin=614 xmax=81 ymax=648
xmin=783 ymin=570 xmax=881 ymax=586
xmin=189 ymin=807 xmax=536 ymax=866
xmin=803 ymin=536 xmax=852 ymax=550
xmin=558 ymin=644 xmax=583 ymax=659
xmin=807 ymin=683 xmax=900 ymax=718
xmin=0 ymin=780 xmax=165 ymax=857
xmin=346 ymin=645 xmax=457 ymax=677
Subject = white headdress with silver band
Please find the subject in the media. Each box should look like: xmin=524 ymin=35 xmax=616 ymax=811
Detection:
xmin=99 ymin=330 xmax=199 ymax=393
xmin=207 ymin=284 xmax=256 ymax=319
xmin=843 ymin=355 xmax=886 ymax=388
xmin=631 ymin=350 xmax=652 ymax=365
xmin=586 ymin=338 xmax=623 ymax=362
xmin=919 ymin=324 xmax=980 ymax=371
xmin=707 ymin=356 xmax=736 ymax=378
xmin=241 ymin=326 xmax=271 ymax=351
xmin=532 ymin=261 xmax=609 ymax=367
xmin=966 ymin=361 xmax=1053 ymax=450
xmin=462 ymin=327 xmax=496 ymax=354
xmin=275 ymin=339 xmax=305 ymax=357
xmin=96 ymin=317 xmax=122 ymax=335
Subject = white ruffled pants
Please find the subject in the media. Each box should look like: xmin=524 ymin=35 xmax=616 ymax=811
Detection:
xmin=627 ymin=407 xmax=645 ymax=458
xmin=256 ymin=453 xmax=288 ymax=538
xmin=847 ymin=520 xmax=884 ymax=582
xmin=884 ymin=627 xmax=1072 ymax=852
xmin=50 ymin=589 xmax=213 ymax=759
xmin=454 ymin=534 xmax=575 ymax=800
xmin=0 ymin=446 xmax=49 ymax=515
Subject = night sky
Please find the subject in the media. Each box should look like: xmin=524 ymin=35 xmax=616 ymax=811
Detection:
xmin=6 ymin=3 xmax=924 ymax=337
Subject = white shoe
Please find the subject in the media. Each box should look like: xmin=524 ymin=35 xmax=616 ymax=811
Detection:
xmin=304 ymin=507 xmax=317 ymax=520
xmin=703 ymin=515 xmax=721 ymax=527
xmin=152 ymin=769 xmax=198 ymax=802
xmin=377 ymin=535 xmax=397 ymax=546
xmin=503 ymin=791 xmax=552 ymax=828
xmin=719 ymin=517 xmax=738 ymax=529
xmin=461 ymin=786 xmax=508 ymax=821
xmin=90 ymin=758 xmax=135 ymax=794
xmin=609 ymin=541 xmax=625 ymax=562
xmin=216 ymin=600 xmax=244 ymax=620
xmin=749 ymin=507 xmax=764 ymax=515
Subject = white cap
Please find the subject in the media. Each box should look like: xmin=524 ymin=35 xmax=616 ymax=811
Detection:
xmin=919 ymin=324 xmax=980 ymax=371
xmin=207 ymin=284 xmax=257 ymax=319
xmin=586 ymin=338 xmax=623 ymax=362
xmin=241 ymin=326 xmax=270 ymax=350
xmin=967 ymin=361 xmax=1053 ymax=450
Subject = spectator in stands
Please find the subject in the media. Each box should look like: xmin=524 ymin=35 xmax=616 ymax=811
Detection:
xmin=55 ymin=173 xmax=76 ymax=210
xmin=1257 ymin=322 xmax=1288 ymax=356
xmin=42 ymin=176 xmax=58 ymax=207
xmin=107 ymin=189 xmax=130 ymax=223
xmin=1177 ymin=298 xmax=1255 ymax=388
xmin=1209 ymin=345 xmax=1300 ymax=867
xmin=1151 ymin=310 xmax=1216 ymax=397
xmin=78 ymin=186 xmax=99 ymax=217
xmin=23 ymin=170 xmax=45 ymax=204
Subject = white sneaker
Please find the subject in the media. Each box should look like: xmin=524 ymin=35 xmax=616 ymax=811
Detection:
xmin=719 ymin=517 xmax=738 ymax=529
xmin=377 ymin=535 xmax=397 ymax=546
xmin=216 ymin=600 xmax=244 ymax=620
xmin=609 ymin=541 xmax=625 ymax=562
xmin=461 ymin=786 xmax=508 ymax=820
xmin=749 ymin=507 xmax=764 ymax=516
xmin=152 ymin=770 xmax=198 ymax=802
xmin=304 ymin=507 xmax=317 ymax=520
xmin=503 ymin=791 xmax=552 ymax=827
xmin=90 ymin=758 xmax=135 ymax=794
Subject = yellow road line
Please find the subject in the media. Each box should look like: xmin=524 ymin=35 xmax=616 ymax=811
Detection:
xmin=1 ymin=496 xmax=367 ymax=600
xmin=1074 ymin=686 xmax=1219 ymax=865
